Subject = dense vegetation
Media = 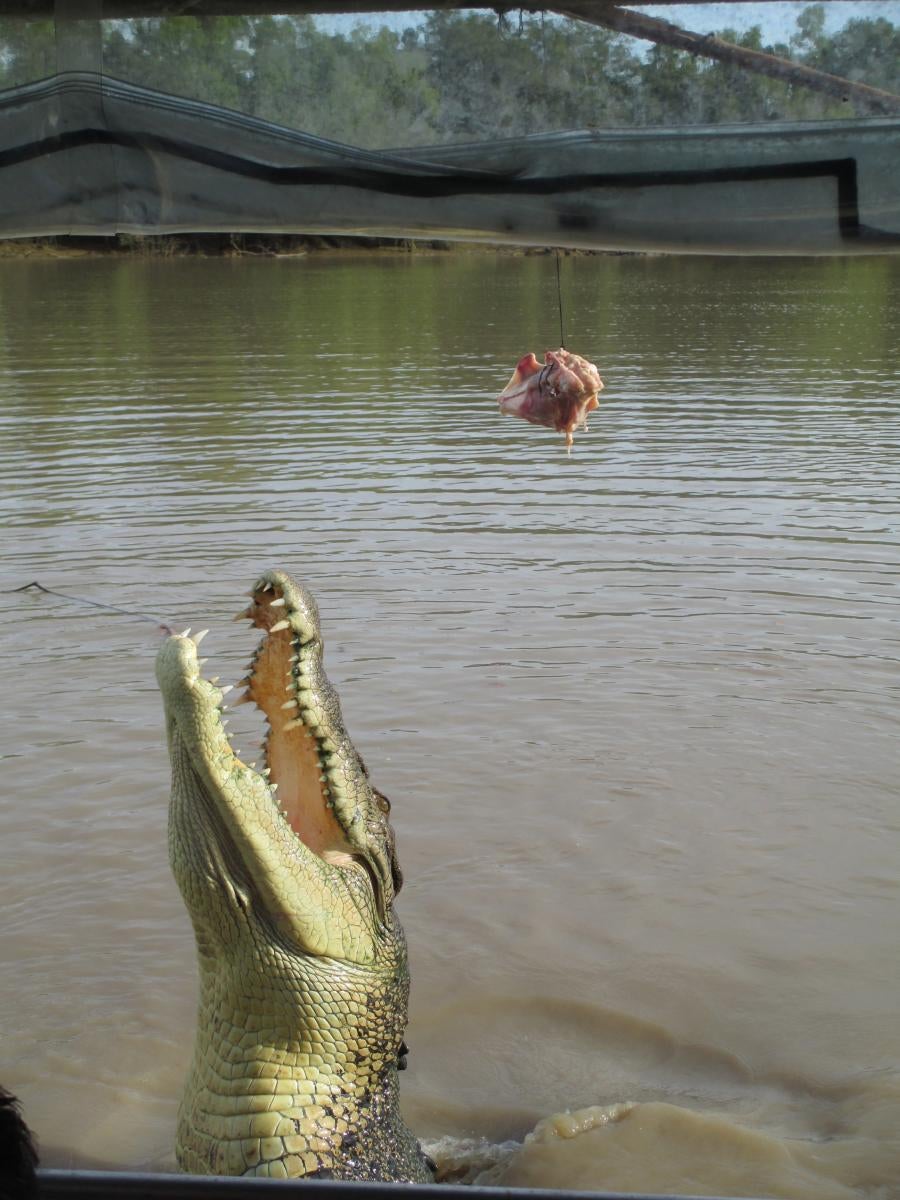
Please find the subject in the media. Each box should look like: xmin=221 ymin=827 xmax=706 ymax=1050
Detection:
xmin=1 ymin=6 xmax=898 ymax=148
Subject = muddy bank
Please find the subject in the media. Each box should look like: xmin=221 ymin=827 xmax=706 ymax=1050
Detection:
xmin=0 ymin=233 xmax=631 ymax=258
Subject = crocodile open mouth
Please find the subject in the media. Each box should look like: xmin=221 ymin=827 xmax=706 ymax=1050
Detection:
xmin=157 ymin=568 xmax=400 ymax=916
xmin=229 ymin=572 xmax=358 ymax=864
xmin=162 ymin=570 xmax=376 ymax=871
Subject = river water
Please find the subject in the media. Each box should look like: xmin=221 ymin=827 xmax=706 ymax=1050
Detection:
xmin=1 ymin=251 xmax=898 ymax=1198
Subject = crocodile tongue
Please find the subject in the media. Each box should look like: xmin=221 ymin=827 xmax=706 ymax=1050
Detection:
xmin=235 ymin=579 xmax=356 ymax=862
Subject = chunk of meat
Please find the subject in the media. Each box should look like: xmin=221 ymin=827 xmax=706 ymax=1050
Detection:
xmin=497 ymin=348 xmax=603 ymax=452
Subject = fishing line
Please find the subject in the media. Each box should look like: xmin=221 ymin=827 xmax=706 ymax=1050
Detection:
xmin=555 ymin=248 xmax=566 ymax=349
xmin=7 ymin=580 xmax=173 ymax=635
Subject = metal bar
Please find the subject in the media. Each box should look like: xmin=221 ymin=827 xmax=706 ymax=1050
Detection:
xmin=37 ymin=1171 xmax=764 ymax=1200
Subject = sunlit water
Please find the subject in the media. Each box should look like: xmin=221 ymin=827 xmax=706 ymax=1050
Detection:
xmin=1 ymin=252 xmax=898 ymax=1198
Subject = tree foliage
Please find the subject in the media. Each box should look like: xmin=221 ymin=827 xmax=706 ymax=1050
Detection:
xmin=0 ymin=6 xmax=896 ymax=148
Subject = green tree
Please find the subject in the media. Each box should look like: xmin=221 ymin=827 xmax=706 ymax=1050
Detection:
xmin=102 ymin=17 xmax=252 ymax=112
xmin=0 ymin=4 xmax=896 ymax=147
xmin=811 ymin=15 xmax=900 ymax=96
xmin=0 ymin=19 xmax=56 ymax=87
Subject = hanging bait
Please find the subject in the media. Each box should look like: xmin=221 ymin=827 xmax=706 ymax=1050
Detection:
xmin=497 ymin=348 xmax=603 ymax=453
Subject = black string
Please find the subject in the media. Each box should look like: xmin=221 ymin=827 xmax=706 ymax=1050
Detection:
xmin=7 ymin=580 xmax=173 ymax=635
xmin=555 ymin=249 xmax=566 ymax=349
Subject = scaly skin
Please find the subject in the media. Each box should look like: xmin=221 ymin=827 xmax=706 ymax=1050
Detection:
xmin=156 ymin=569 xmax=432 ymax=1182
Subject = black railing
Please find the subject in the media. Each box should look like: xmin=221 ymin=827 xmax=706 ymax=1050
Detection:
xmin=37 ymin=1171 xmax=761 ymax=1200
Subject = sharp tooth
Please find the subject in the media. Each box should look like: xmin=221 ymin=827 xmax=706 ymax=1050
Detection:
xmin=281 ymin=699 xmax=299 ymax=710
xmin=220 ymin=684 xmax=234 ymax=696
xmin=282 ymin=718 xmax=304 ymax=731
xmin=249 ymin=761 xmax=257 ymax=769
xmin=269 ymin=620 xmax=290 ymax=633
xmin=222 ymin=719 xmax=230 ymax=727
xmin=233 ymin=607 xmax=252 ymax=622
xmin=194 ymin=629 xmax=209 ymax=645
xmin=210 ymin=676 xmax=220 ymax=685
xmin=179 ymin=628 xmax=191 ymax=638
xmin=270 ymin=597 xmax=286 ymax=608
xmin=233 ymin=690 xmax=253 ymax=707
xmin=262 ymin=768 xmax=271 ymax=777
xmin=271 ymin=782 xmax=278 ymax=791
xmin=262 ymin=582 xmax=273 ymax=592
xmin=199 ymin=658 xmax=208 ymax=666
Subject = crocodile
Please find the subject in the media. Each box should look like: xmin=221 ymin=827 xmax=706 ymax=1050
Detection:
xmin=156 ymin=569 xmax=433 ymax=1182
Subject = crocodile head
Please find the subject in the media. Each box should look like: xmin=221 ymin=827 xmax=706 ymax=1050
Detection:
xmin=156 ymin=569 xmax=430 ymax=1181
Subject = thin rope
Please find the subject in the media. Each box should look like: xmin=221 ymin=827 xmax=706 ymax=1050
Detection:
xmin=7 ymin=580 xmax=173 ymax=635
xmin=555 ymin=249 xmax=566 ymax=349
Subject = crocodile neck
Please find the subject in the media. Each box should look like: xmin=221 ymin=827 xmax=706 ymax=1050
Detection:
xmin=176 ymin=915 xmax=425 ymax=1181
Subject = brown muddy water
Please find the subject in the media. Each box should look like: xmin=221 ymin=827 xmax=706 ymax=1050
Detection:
xmin=1 ymin=253 xmax=899 ymax=1199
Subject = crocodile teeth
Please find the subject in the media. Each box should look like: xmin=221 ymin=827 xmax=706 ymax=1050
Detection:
xmin=233 ymin=607 xmax=253 ymax=622
xmin=281 ymin=699 xmax=299 ymax=710
xmin=269 ymin=620 xmax=290 ymax=633
xmin=219 ymin=684 xmax=234 ymax=696
xmin=179 ymin=627 xmax=191 ymax=637
xmin=269 ymin=597 xmax=286 ymax=608
xmin=194 ymin=629 xmax=210 ymax=645
xmin=210 ymin=676 xmax=220 ymax=685
xmin=282 ymin=718 xmax=305 ymax=731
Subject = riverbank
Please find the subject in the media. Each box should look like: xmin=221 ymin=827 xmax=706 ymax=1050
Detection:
xmin=0 ymin=233 xmax=624 ymax=259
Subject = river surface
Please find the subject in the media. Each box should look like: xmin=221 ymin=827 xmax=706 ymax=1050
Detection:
xmin=1 ymin=252 xmax=899 ymax=1198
